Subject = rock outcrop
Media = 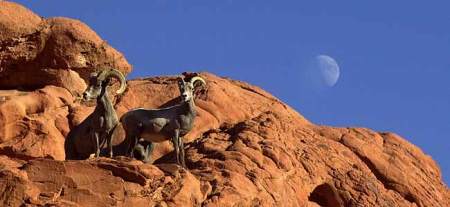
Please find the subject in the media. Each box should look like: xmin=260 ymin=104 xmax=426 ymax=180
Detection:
xmin=0 ymin=2 xmax=448 ymax=207
xmin=0 ymin=1 xmax=131 ymax=96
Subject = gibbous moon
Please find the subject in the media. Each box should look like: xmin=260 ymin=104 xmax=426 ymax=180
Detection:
xmin=316 ymin=55 xmax=340 ymax=87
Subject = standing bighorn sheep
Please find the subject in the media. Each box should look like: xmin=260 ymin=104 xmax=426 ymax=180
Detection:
xmin=120 ymin=75 xmax=206 ymax=167
xmin=65 ymin=69 xmax=126 ymax=159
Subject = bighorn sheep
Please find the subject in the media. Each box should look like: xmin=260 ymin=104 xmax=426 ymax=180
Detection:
xmin=65 ymin=69 xmax=126 ymax=159
xmin=120 ymin=75 xmax=206 ymax=167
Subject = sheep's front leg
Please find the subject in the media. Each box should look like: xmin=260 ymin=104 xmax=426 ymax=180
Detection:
xmin=96 ymin=116 xmax=105 ymax=158
xmin=172 ymin=129 xmax=181 ymax=166
xmin=134 ymin=141 xmax=154 ymax=163
xmin=178 ymin=136 xmax=186 ymax=168
xmin=107 ymin=134 xmax=113 ymax=158
xmin=126 ymin=134 xmax=139 ymax=158
xmin=94 ymin=132 xmax=100 ymax=158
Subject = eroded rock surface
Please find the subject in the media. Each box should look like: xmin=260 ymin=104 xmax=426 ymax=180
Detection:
xmin=1 ymin=108 xmax=448 ymax=206
xmin=0 ymin=2 xmax=448 ymax=207
xmin=0 ymin=1 xmax=131 ymax=96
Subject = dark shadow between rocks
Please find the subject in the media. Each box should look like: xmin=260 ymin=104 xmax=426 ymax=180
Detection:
xmin=308 ymin=183 xmax=343 ymax=207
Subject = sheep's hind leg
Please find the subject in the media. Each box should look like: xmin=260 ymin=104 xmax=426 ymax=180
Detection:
xmin=129 ymin=136 xmax=139 ymax=158
xmin=136 ymin=140 xmax=154 ymax=163
xmin=143 ymin=141 xmax=154 ymax=163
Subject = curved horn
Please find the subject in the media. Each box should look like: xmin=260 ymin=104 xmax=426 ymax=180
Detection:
xmin=98 ymin=69 xmax=127 ymax=94
xmin=189 ymin=76 xmax=206 ymax=88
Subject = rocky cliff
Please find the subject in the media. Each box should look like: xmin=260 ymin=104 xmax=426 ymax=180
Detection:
xmin=0 ymin=2 xmax=448 ymax=207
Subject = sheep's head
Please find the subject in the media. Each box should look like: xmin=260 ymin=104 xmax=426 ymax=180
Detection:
xmin=178 ymin=75 xmax=206 ymax=102
xmin=82 ymin=68 xmax=126 ymax=101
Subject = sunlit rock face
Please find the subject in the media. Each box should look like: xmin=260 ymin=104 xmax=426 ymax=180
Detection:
xmin=0 ymin=1 xmax=131 ymax=96
xmin=0 ymin=2 xmax=448 ymax=207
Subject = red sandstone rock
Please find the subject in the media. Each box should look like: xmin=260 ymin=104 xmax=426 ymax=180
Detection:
xmin=0 ymin=1 xmax=42 ymax=41
xmin=0 ymin=1 xmax=131 ymax=96
xmin=0 ymin=2 xmax=448 ymax=207
xmin=1 ymin=108 xmax=448 ymax=206
xmin=0 ymin=86 xmax=73 ymax=160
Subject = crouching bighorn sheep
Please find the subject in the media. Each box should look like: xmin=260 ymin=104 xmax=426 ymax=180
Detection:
xmin=120 ymin=75 xmax=206 ymax=167
xmin=65 ymin=69 xmax=126 ymax=159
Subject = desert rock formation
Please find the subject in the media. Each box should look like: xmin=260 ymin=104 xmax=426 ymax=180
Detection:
xmin=0 ymin=2 xmax=448 ymax=207
xmin=0 ymin=1 xmax=131 ymax=96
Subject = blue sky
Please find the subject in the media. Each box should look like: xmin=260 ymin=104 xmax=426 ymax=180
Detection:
xmin=13 ymin=1 xmax=449 ymax=185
